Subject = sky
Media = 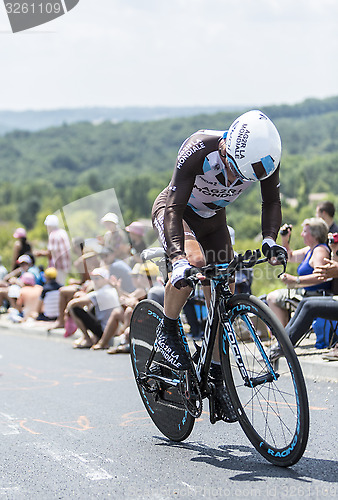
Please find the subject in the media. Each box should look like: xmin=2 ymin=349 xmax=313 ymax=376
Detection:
xmin=0 ymin=0 xmax=337 ymax=111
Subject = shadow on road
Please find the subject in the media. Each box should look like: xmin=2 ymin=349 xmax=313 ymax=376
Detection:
xmin=155 ymin=438 xmax=337 ymax=483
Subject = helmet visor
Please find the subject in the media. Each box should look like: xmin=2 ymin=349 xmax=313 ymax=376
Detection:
xmin=226 ymin=155 xmax=245 ymax=180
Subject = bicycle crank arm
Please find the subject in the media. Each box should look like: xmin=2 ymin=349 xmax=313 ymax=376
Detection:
xmin=145 ymin=373 xmax=180 ymax=387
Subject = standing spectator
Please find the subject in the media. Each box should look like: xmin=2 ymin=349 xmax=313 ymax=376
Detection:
xmin=316 ymin=201 xmax=338 ymax=233
xmin=11 ymin=227 xmax=32 ymax=271
xmin=36 ymin=267 xmax=61 ymax=322
xmin=125 ymin=221 xmax=147 ymax=265
xmin=100 ymin=212 xmax=129 ymax=260
xmin=36 ymin=215 xmax=71 ymax=286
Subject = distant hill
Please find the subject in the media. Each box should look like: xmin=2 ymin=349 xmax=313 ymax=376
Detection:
xmin=0 ymin=105 xmax=245 ymax=134
xmin=0 ymin=95 xmax=337 ymax=240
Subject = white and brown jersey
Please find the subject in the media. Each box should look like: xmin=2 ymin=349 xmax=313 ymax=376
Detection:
xmin=153 ymin=130 xmax=282 ymax=261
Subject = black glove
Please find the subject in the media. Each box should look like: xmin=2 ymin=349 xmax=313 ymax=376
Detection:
xmin=262 ymin=238 xmax=288 ymax=262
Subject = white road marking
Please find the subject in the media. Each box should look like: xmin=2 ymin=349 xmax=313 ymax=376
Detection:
xmin=34 ymin=444 xmax=113 ymax=481
xmin=0 ymin=413 xmax=20 ymax=435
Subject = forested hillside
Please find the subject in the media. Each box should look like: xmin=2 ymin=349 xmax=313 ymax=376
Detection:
xmin=0 ymin=95 xmax=337 ymax=283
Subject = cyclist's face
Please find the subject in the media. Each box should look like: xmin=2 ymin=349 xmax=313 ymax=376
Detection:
xmin=219 ymin=139 xmax=243 ymax=181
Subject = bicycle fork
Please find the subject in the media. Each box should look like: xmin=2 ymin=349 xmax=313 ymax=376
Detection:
xmin=219 ymin=307 xmax=279 ymax=388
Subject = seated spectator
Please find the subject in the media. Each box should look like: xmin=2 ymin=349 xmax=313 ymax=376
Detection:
xmin=48 ymin=250 xmax=100 ymax=331
xmin=267 ymin=218 xmax=331 ymax=326
xmin=125 ymin=221 xmax=147 ymax=265
xmin=0 ymin=254 xmax=44 ymax=309
xmin=11 ymin=227 xmax=32 ymax=271
xmin=100 ymin=247 xmax=135 ymax=293
xmin=15 ymin=272 xmax=43 ymax=321
xmin=66 ymin=267 xmax=122 ymax=348
xmin=36 ymin=267 xmax=61 ymax=322
xmin=92 ymin=262 xmax=162 ymax=353
xmin=16 ymin=254 xmax=44 ymax=285
xmin=100 ymin=212 xmax=129 ymax=260
xmin=269 ymin=236 xmax=338 ymax=361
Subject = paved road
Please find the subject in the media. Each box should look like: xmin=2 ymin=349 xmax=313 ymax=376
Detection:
xmin=0 ymin=328 xmax=337 ymax=499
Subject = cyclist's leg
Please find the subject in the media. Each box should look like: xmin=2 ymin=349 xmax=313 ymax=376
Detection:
xmin=184 ymin=208 xmax=237 ymax=421
xmin=152 ymin=202 xmax=201 ymax=369
xmin=164 ymin=227 xmax=205 ymax=319
xmin=187 ymin=208 xmax=234 ymax=361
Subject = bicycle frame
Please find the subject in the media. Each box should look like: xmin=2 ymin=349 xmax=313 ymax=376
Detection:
xmin=195 ymin=263 xmax=279 ymax=393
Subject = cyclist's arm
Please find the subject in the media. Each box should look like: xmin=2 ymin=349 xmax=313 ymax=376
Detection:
xmin=260 ymin=166 xmax=282 ymax=241
xmin=164 ymin=172 xmax=197 ymax=262
xmin=163 ymin=137 xmax=206 ymax=262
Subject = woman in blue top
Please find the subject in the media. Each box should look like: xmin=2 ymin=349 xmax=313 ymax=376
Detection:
xmin=267 ymin=217 xmax=330 ymax=326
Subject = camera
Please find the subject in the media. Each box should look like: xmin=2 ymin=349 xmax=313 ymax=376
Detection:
xmin=280 ymin=224 xmax=292 ymax=236
xmin=328 ymin=232 xmax=338 ymax=244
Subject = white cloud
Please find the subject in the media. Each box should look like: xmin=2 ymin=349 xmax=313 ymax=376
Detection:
xmin=0 ymin=0 xmax=337 ymax=110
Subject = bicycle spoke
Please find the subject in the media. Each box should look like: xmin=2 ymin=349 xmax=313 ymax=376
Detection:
xmin=222 ymin=294 xmax=309 ymax=466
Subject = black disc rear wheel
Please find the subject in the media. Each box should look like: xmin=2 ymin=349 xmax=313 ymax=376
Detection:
xmin=220 ymin=294 xmax=309 ymax=467
xmin=130 ymin=299 xmax=195 ymax=441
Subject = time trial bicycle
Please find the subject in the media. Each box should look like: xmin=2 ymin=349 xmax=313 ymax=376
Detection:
xmin=130 ymin=249 xmax=309 ymax=467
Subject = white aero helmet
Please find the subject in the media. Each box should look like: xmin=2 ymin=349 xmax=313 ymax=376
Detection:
xmin=224 ymin=110 xmax=281 ymax=182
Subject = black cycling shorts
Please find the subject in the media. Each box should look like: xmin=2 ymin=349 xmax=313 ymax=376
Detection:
xmin=152 ymin=190 xmax=233 ymax=265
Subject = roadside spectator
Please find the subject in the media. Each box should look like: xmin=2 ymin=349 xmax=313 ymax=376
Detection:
xmin=15 ymin=272 xmax=43 ymax=321
xmin=316 ymin=201 xmax=338 ymax=233
xmin=269 ymin=237 xmax=338 ymax=362
xmin=100 ymin=212 xmax=129 ymax=260
xmin=267 ymin=218 xmax=331 ymax=326
xmin=17 ymin=254 xmax=44 ymax=286
xmin=66 ymin=267 xmax=121 ymax=349
xmin=90 ymin=262 xmax=159 ymax=352
xmin=125 ymin=221 xmax=147 ymax=265
xmin=36 ymin=267 xmax=61 ymax=322
xmin=11 ymin=227 xmax=32 ymax=271
xmin=0 ymin=256 xmax=8 ymax=281
xmin=100 ymin=247 xmax=135 ymax=293
xmin=48 ymin=250 xmax=100 ymax=331
xmin=0 ymin=254 xmax=44 ymax=309
xmin=35 ymin=215 xmax=71 ymax=286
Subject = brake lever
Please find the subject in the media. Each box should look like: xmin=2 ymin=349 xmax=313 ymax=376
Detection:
xmin=276 ymin=255 xmax=287 ymax=278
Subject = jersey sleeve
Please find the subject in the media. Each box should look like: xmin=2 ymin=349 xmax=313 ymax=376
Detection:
xmin=163 ymin=132 xmax=208 ymax=260
xmin=260 ymin=165 xmax=282 ymax=241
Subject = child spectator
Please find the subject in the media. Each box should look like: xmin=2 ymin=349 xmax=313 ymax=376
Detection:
xmin=36 ymin=267 xmax=61 ymax=322
xmin=15 ymin=272 xmax=43 ymax=321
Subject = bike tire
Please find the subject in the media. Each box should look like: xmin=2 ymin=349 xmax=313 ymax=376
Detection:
xmin=130 ymin=299 xmax=195 ymax=442
xmin=220 ymin=294 xmax=309 ymax=467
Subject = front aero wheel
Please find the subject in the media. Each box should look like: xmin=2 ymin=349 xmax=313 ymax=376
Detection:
xmin=220 ymin=294 xmax=309 ymax=467
xmin=130 ymin=299 xmax=195 ymax=442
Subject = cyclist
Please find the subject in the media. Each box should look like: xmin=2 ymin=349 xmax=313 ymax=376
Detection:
xmin=151 ymin=110 xmax=287 ymax=422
